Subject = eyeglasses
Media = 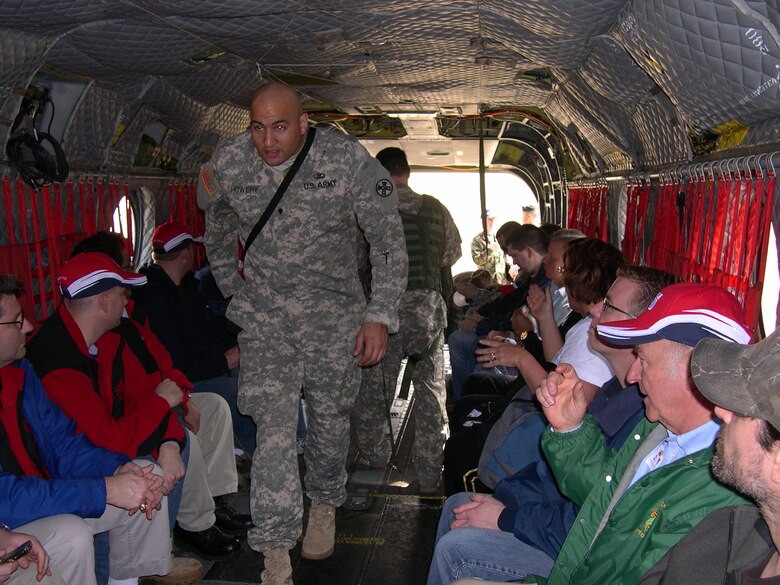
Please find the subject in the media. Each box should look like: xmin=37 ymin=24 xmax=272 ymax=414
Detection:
xmin=602 ymin=299 xmax=637 ymax=320
xmin=0 ymin=315 xmax=25 ymax=330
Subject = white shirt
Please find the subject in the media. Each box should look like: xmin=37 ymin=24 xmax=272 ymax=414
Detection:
xmin=552 ymin=316 xmax=614 ymax=387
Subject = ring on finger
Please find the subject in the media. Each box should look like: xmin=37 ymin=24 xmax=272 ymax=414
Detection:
xmin=490 ymin=352 xmax=496 ymax=361
xmin=139 ymin=502 xmax=148 ymax=512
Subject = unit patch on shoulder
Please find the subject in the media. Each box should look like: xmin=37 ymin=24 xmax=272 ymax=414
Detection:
xmin=376 ymin=178 xmax=394 ymax=198
xmin=200 ymin=167 xmax=218 ymax=197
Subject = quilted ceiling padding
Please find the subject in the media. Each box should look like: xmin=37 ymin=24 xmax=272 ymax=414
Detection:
xmin=616 ymin=0 xmax=780 ymax=131
xmin=1 ymin=0 xmax=780 ymax=180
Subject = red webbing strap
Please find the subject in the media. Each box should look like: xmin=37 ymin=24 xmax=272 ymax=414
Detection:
xmin=647 ymin=180 xmax=667 ymax=269
xmin=566 ymin=187 xmax=579 ymax=232
xmin=725 ymin=178 xmax=750 ymax=294
xmin=65 ymin=179 xmax=75 ymax=234
xmin=11 ymin=180 xmax=33 ymax=307
xmin=78 ymin=178 xmax=87 ymax=233
xmin=743 ymin=173 xmax=777 ymax=332
xmin=668 ymin=181 xmax=682 ymax=274
xmin=698 ymin=179 xmax=717 ymax=281
xmin=52 ymin=183 xmax=64 ymax=239
xmin=707 ymin=175 xmax=731 ymax=282
xmin=176 ymin=183 xmax=186 ymax=224
xmin=2 ymin=177 xmax=15 ymax=246
xmin=40 ymin=185 xmax=60 ymax=315
xmin=636 ymin=182 xmax=651 ymax=265
xmin=185 ymin=183 xmax=203 ymax=267
xmin=85 ymin=178 xmax=97 ymax=234
xmin=97 ymin=180 xmax=106 ymax=231
xmin=24 ymin=182 xmax=48 ymax=319
xmin=742 ymin=174 xmax=765 ymax=299
xmin=685 ymin=177 xmax=706 ymax=282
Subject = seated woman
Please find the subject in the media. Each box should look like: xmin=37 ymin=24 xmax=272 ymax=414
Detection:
xmin=449 ymin=229 xmax=585 ymax=426
xmin=443 ymin=237 xmax=625 ymax=495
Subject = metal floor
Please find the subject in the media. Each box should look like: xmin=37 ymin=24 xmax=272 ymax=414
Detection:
xmin=155 ymin=364 xmax=446 ymax=585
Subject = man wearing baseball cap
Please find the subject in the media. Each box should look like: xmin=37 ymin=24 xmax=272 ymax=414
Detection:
xmin=131 ymin=222 xmax=255 ymax=456
xmin=0 ymin=270 xmax=174 ymax=585
xmin=521 ymin=283 xmax=754 ymax=585
xmin=27 ymin=251 xmax=246 ymax=563
xmin=640 ymin=325 xmax=780 ymax=583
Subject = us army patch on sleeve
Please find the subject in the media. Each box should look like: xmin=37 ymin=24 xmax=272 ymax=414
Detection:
xmin=375 ymin=178 xmax=394 ymax=198
xmin=197 ymin=165 xmax=222 ymax=209
xmin=201 ymin=167 xmax=218 ymax=197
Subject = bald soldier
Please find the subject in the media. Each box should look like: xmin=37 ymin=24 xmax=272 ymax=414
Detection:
xmin=198 ymin=82 xmax=407 ymax=585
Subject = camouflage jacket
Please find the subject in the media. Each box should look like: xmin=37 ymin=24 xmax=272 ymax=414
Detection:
xmin=197 ymin=127 xmax=407 ymax=334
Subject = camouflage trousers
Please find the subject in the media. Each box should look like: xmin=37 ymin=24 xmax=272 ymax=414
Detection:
xmin=237 ymin=312 xmax=362 ymax=552
xmin=354 ymin=321 xmax=449 ymax=485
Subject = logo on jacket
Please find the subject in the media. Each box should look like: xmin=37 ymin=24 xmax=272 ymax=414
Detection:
xmin=634 ymin=500 xmax=667 ymax=539
xmin=376 ymin=179 xmax=393 ymax=197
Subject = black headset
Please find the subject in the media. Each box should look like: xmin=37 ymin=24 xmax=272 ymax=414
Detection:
xmin=5 ymin=88 xmax=69 ymax=189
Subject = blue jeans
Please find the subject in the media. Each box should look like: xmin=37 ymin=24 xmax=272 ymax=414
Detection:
xmin=426 ymin=492 xmax=555 ymax=585
xmin=448 ymin=330 xmax=479 ymax=401
xmin=193 ymin=369 xmax=257 ymax=454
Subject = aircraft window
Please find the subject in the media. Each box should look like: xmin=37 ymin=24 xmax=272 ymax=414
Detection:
xmin=111 ymin=194 xmax=136 ymax=265
xmin=761 ymin=224 xmax=779 ymax=336
xmin=407 ymin=171 xmax=537 ymax=276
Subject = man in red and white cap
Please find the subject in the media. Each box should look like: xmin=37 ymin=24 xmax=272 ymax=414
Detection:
xmin=132 ymin=221 xmax=256 ymax=457
xmin=517 ymin=283 xmax=754 ymax=585
xmin=26 ymin=253 xmax=239 ymax=574
xmin=3 ymin=258 xmax=178 ymax=585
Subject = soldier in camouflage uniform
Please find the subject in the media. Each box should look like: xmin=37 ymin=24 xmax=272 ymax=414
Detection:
xmin=354 ymin=147 xmax=461 ymax=492
xmin=197 ymin=83 xmax=407 ymax=585
xmin=470 ymin=212 xmax=507 ymax=284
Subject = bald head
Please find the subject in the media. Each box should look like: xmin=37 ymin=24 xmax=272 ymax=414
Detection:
xmin=249 ymin=82 xmax=309 ymax=166
xmin=250 ymin=82 xmax=303 ymax=116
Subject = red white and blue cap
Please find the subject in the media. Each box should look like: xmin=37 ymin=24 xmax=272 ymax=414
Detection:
xmin=58 ymin=252 xmax=146 ymax=299
xmin=152 ymin=221 xmax=203 ymax=254
xmin=596 ymin=283 xmax=752 ymax=347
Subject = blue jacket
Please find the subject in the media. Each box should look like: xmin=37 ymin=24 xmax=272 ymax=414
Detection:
xmin=494 ymin=377 xmax=645 ymax=559
xmin=0 ymin=359 xmax=129 ymax=528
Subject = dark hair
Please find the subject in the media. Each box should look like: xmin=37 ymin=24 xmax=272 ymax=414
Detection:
xmin=0 ymin=276 xmax=22 ymax=297
xmin=0 ymin=276 xmax=22 ymax=320
xmin=72 ymin=231 xmax=126 ymax=266
xmin=539 ymin=223 xmax=562 ymax=240
xmin=616 ymin=265 xmax=681 ymax=314
xmin=758 ymin=419 xmax=780 ymax=451
xmin=376 ymin=147 xmax=410 ymax=177
xmin=496 ymin=221 xmax=522 ymax=241
xmin=564 ymin=238 xmax=626 ymax=304
xmin=504 ymin=224 xmax=548 ymax=254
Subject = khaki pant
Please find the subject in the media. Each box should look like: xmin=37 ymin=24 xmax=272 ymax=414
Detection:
xmin=177 ymin=392 xmax=238 ymax=531
xmin=17 ymin=463 xmax=171 ymax=584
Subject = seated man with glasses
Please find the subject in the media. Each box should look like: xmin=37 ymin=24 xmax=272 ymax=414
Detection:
xmin=0 ymin=274 xmax=174 ymax=585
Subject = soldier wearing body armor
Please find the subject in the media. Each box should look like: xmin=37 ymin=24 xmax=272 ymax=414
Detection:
xmin=354 ymin=147 xmax=462 ymax=493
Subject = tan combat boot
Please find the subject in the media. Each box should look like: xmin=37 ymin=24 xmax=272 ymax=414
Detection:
xmin=261 ymin=548 xmax=293 ymax=585
xmin=301 ymin=501 xmax=335 ymax=560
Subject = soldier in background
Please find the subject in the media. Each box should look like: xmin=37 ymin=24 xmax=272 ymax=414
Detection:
xmin=197 ymin=82 xmax=407 ymax=585
xmin=354 ymin=147 xmax=462 ymax=493
xmin=470 ymin=210 xmax=506 ymax=284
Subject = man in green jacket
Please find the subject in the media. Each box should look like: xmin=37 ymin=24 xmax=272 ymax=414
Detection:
xmin=528 ymin=283 xmax=753 ymax=585
xmin=639 ymin=323 xmax=780 ymax=583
